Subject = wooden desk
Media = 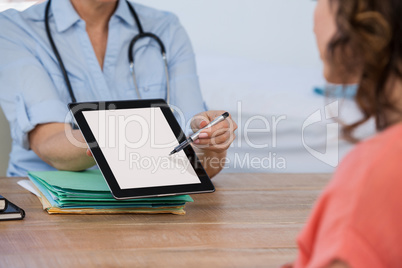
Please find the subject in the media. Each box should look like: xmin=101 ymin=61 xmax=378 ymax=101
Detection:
xmin=0 ymin=173 xmax=330 ymax=268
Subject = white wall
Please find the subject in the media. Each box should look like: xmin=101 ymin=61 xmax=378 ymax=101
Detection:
xmin=134 ymin=0 xmax=321 ymax=68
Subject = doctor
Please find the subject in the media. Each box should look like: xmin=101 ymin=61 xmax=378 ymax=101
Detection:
xmin=0 ymin=0 xmax=237 ymax=177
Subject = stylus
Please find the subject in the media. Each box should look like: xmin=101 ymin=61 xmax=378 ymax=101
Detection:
xmin=169 ymin=112 xmax=230 ymax=156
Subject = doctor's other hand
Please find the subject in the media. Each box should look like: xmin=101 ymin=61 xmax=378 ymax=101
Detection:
xmin=190 ymin=110 xmax=237 ymax=153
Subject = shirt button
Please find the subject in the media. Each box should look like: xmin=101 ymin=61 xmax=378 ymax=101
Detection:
xmin=144 ymin=87 xmax=150 ymax=92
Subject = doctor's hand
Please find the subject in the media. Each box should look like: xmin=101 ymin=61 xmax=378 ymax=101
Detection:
xmin=190 ymin=110 xmax=237 ymax=153
xmin=190 ymin=110 xmax=237 ymax=178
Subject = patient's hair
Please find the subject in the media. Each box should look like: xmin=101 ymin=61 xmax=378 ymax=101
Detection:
xmin=328 ymin=0 xmax=402 ymax=141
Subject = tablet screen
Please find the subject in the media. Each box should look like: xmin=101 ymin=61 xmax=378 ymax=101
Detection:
xmin=82 ymin=107 xmax=201 ymax=189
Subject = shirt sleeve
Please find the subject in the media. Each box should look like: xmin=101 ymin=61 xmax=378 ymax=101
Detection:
xmin=165 ymin=15 xmax=207 ymax=131
xmin=0 ymin=32 xmax=69 ymax=150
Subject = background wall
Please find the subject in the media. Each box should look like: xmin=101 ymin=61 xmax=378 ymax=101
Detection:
xmin=134 ymin=0 xmax=321 ymax=68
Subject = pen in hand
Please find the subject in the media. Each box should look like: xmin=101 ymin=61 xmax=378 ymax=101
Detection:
xmin=169 ymin=112 xmax=230 ymax=156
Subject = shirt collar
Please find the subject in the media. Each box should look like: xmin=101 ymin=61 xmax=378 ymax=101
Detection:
xmin=113 ymin=0 xmax=135 ymax=27
xmin=51 ymin=0 xmax=81 ymax=32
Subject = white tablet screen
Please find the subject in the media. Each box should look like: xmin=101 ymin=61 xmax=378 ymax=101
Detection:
xmin=83 ymin=107 xmax=201 ymax=189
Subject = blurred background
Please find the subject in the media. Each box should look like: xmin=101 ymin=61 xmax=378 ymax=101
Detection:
xmin=0 ymin=0 xmax=373 ymax=175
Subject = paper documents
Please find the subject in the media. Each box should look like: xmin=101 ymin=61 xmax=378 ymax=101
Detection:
xmin=28 ymin=170 xmax=193 ymax=215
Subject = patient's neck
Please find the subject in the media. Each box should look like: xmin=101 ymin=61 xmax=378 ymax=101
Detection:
xmin=70 ymin=0 xmax=117 ymax=31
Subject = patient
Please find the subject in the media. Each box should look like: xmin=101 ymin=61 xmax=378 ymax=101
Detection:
xmin=285 ymin=0 xmax=402 ymax=267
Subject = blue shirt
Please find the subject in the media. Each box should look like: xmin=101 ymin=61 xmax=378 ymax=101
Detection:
xmin=0 ymin=0 xmax=206 ymax=176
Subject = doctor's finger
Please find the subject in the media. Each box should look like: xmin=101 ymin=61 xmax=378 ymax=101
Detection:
xmin=200 ymin=120 xmax=230 ymax=135
xmin=195 ymin=135 xmax=236 ymax=152
xmin=195 ymin=131 xmax=235 ymax=146
xmin=200 ymin=118 xmax=237 ymax=137
xmin=86 ymin=149 xmax=93 ymax=157
xmin=191 ymin=114 xmax=210 ymax=132
xmin=199 ymin=127 xmax=230 ymax=139
xmin=211 ymin=131 xmax=236 ymax=145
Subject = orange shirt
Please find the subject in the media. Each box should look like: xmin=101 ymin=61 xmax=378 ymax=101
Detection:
xmin=294 ymin=123 xmax=402 ymax=268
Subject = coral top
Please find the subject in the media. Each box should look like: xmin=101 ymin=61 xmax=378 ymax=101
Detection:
xmin=294 ymin=123 xmax=402 ymax=268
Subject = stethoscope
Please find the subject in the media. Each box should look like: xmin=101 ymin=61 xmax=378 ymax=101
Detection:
xmin=44 ymin=0 xmax=171 ymax=105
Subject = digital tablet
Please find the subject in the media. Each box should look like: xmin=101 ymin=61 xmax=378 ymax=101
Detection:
xmin=69 ymin=99 xmax=214 ymax=199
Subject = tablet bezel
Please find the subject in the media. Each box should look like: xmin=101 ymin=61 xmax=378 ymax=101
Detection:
xmin=69 ymin=99 xmax=214 ymax=199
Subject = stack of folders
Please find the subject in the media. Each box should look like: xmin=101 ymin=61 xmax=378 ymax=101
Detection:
xmin=27 ymin=170 xmax=193 ymax=215
xmin=0 ymin=195 xmax=25 ymax=221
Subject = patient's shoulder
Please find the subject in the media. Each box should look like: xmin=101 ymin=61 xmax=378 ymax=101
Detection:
xmin=333 ymin=122 xmax=402 ymax=194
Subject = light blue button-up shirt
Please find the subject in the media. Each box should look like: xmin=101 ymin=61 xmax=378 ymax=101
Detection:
xmin=0 ymin=0 xmax=206 ymax=176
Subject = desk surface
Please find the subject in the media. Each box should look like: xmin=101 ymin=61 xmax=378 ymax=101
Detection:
xmin=0 ymin=173 xmax=330 ymax=268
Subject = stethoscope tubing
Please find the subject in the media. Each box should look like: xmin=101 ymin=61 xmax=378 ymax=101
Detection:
xmin=45 ymin=0 xmax=171 ymax=105
xmin=45 ymin=0 xmax=77 ymax=103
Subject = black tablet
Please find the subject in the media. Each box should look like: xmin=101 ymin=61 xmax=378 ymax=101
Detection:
xmin=69 ymin=99 xmax=214 ymax=199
